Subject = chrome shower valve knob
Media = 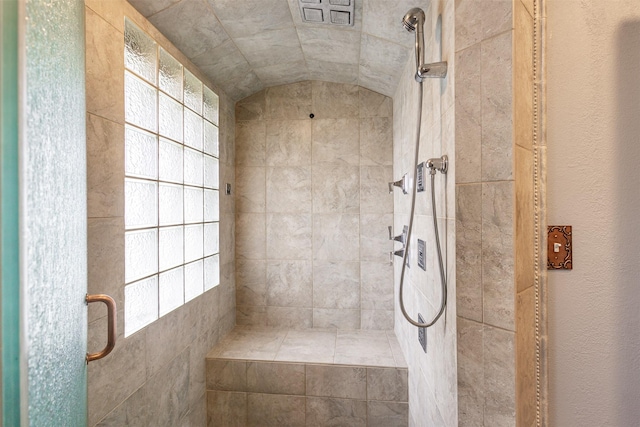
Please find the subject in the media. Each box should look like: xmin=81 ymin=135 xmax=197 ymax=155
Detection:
xmin=388 ymin=174 xmax=408 ymax=194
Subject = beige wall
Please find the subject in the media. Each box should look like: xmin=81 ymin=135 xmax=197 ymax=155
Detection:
xmin=547 ymin=0 xmax=640 ymax=425
xmin=392 ymin=0 xmax=457 ymax=425
xmin=234 ymin=80 xmax=394 ymax=330
xmin=84 ymin=1 xmax=236 ymax=424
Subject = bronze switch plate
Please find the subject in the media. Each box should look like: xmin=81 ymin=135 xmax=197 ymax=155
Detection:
xmin=548 ymin=226 xmax=572 ymax=270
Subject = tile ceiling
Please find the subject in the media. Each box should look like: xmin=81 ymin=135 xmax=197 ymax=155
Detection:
xmin=127 ymin=0 xmax=424 ymax=100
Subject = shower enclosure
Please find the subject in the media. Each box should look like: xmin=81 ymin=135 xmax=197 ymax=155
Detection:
xmin=0 ymin=0 xmax=544 ymax=425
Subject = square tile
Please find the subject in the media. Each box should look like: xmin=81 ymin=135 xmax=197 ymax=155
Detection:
xmin=313 ymin=261 xmax=360 ymax=309
xmin=266 ymin=214 xmax=313 ymax=260
xmin=266 ymin=167 xmax=312 ymax=213
xmin=247 ymin=393 xmax=305 ymax=427
xmin=306 ymin=397 xmax=366 ymax=427
xmin=246 ymin=362 xmax=305 ymax=395
xmin=306 ymin=365 xmax=366 ymax=399
xmin=275 ymin=330 xmax=336 ymax=363
xmin=313 ymin=214 xmax=359 ymax=261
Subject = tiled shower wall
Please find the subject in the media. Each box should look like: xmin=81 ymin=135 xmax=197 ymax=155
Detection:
xmin=234 ymin=81 xmax=395 ymax=330
xmin=392 ymin=0 xmax=458 ymax=426
xmin=85 ymin=1 xmax=235 ymax=425
xmin=455 ymin=0 xmax=537 ymax=425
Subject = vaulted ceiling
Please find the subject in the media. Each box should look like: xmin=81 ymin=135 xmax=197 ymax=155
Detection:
xmin=127 ymin=0 xmax=423 ymax=100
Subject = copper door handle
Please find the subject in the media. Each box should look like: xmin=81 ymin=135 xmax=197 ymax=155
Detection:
xmin=85 ymin=294 xmax=116 ymax=363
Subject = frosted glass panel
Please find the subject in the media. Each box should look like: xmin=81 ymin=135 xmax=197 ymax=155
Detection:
xmin=159 ymin=92 xmax=183 ymax=142
xmin=204 ymin=189 xmax=219 ymax=222
xmin=125 ymin=126 xmax=157 ymax=179
xmin=159 ymin=137 xmax=183 ymax=184
xmin=185 ymin=224 xmax=204 ymax=263
xmin=122 ymin=20 xmax=226 ymax=340
xmin=159 ymin=266 xmax=184 ymax=316
xmin=159 ymin=48 xmax=182 ymax=101
xmin=159 ymin=226 xmax=184 ymax=271
xmin=204 ymin=255 xmax=220 ymax=290
xmin=184 ymin=69 xmax=203 ymax=114
xmin=184 ymin=148 xmax=204 ymax=186
xmin=184 ymin=187 xmax=203 ymax=224
xmin=125 ymin=179 xmax=158 ymax=229
xmin=184 ymin=108 xmax=203 ymax=150
xmin=204 ymin=120 xmax=219 ymax=157
xmin=204 ymin=222 xmax=220 ymax=256
xmin=203 ymin=86 xmax=219 ymax=125
xmin=125 ymin=229 xmax=158 ymax=283
xmin=125 ymin=71 xmax=157 ymax=132
xmin=22 ymin=0 xmax=88 ymax=422
xmin=184 ymin=260 xmax=204 ymax=302
xmin=125 ymin=276 xmax=159 ymax=336
xmin=124 ymin=18 xmax=157 ymax=84
xmin=204 ymin=155 xmax=219 ymax=189
xmin=159 ymin=183 xmax=184 ymax=226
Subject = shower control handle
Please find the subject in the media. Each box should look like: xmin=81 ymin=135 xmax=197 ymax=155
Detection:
xmin=388 ymin=226 xmax=406 ymax=244
xmin=388 ymin=174 xmax=408 ymax=194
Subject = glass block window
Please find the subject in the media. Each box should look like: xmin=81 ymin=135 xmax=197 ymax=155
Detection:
xmin=124 ymin=18 xmax=220 ymax=337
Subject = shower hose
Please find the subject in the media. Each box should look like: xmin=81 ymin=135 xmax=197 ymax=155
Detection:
xmin=398 ymin=81 xmax=448 ymax=328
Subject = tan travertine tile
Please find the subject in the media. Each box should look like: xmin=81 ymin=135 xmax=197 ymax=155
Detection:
xmin=311 ymin=81 xmax=359 ymax=119
xmin=208 ymin=327 xmax=286 ymax=361
xmin=306 ymin=397 xmax=367 ymax=426
xmin=481 ymin=32 xmax=514 ymax=182
xmin=482 ymin=181 xmax=515 ymax=331
xmin=306 ymin=364 xmax=366 ymax=399
xmin=484 ymin=325 xmax=516 ymax=425
xmin=246 ymin=361 xmax=305 ymax=395
xmin=456 ymin=184 xmax=483 ymax=322
xmin=275 ymin=330 xmax=336 ymax=364
xmin=367 ymin=368 xmax=408 ymax=402
xmin=386 ymin=332 xmax=408 ymax=369
xmin=367 ymin=401 xmax=409 ymax=427
xmin=247 ymin=393 xmax=305 ymax=427
xmin=359 ymin=87 xmax=392 ymax=118
xmin=266 ymin=307 xmax=313 ymax=329
xmin=313 ymin=309 xmax=361 ymax=330
xmin=207 ymin=391 xmax=247 ymax=427
xmin=86 ymin=8 xmax=124 ymax=124
xmin=265 ymin=120 xmax=311 ymax=167
xmin=206 ymin=359 xmax=247 ymax=392
xmin=87 ymin=114 xmax=124 ymax=218
xmin=334 ymin=330 xmax=396 ymax=367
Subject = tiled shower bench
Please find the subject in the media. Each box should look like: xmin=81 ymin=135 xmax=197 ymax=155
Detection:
xmin=206 ymin=326 xmax=408 ymax=426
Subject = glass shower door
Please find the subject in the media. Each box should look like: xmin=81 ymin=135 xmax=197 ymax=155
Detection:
xmin=2 ymin=0 xmax=21 ymax=424
xmin=2 ymin=0 xmax=88 ymax=424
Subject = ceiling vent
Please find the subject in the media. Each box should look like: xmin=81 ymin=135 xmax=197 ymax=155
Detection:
xmin=298 ymin=0 xmax=355 ymax=26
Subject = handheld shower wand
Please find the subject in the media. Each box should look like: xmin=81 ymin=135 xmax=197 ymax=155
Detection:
xmin=396 ymin=8 xmax=449 ymax=330
xmin=402 ymin=8 xmax=448 ymax=81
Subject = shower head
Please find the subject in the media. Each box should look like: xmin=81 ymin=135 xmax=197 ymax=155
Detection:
xmin=403 ymin=8 xmax=426 ymax=82
xmin=402 ymin=7 xmax=448 ymax=81
xmin=402 ymin=8 xmax=425 ymax=32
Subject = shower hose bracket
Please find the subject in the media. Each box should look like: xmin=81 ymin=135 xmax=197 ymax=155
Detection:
xmin=425 ymin=155 xmax=448 ymax=175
